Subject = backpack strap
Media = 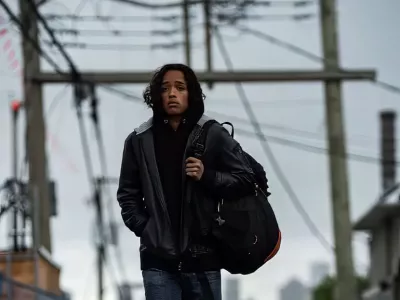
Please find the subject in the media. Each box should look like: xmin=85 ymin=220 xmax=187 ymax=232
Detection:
xmin=190 ymin=120 xmax=217 ymax=300
xmin=192 ymin=120 xmax=218 ymax=159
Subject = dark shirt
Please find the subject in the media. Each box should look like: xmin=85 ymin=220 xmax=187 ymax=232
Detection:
xmin=153 ymin=120 xmax=192 ymax=245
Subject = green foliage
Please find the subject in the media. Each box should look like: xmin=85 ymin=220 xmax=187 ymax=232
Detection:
xmin=312 ymin=275 xmax=369 ymax=300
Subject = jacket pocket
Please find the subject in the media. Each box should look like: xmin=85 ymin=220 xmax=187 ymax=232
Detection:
xmin=140 ymin=218 xmax=150 ymax=238
xmin=141 ymin=217 xmax=156 ymax=250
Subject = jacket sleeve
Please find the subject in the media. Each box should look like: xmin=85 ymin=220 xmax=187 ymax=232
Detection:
xmin=200 ymin=124 xmax=255 ymax=199
xmin=117 ymin=132 xmax=148 ymax=237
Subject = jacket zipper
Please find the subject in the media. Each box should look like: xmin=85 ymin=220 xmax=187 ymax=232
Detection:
xmin=140 ymin=137 xmax=172 ymax=232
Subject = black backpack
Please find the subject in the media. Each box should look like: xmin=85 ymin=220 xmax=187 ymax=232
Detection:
xmin=193 ymin=120 xmax=281 ymax=275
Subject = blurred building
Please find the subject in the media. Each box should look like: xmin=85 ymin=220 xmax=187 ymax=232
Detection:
xmin=0 ymin=269 xmax=69 ymax=300
xmin=353 ymin=111 xmax=400 ymax=300
xmin=310 ymin=262 xmax=329 ymax=287
xmin=0 ymin=248 xmax=63 ymax=300
xmin=279 ymin=278 xmax=309 ymax=300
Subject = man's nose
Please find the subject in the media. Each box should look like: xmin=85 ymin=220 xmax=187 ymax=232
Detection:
xmin=168 ymin=87 xmax=177 ymax=97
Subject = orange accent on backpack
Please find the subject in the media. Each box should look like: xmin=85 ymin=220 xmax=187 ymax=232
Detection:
xmin=264 ymin=230 xmax=281 ymax=262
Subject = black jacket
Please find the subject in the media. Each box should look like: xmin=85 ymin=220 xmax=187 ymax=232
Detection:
xmin=117 ymin=114 xmax=255 ymax=259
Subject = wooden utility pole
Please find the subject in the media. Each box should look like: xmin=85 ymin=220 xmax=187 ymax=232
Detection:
xmin=182 ymin=0 xmax=191 ymax=66
xmin=319 ymin=1 xmax=357 ymax=300
xmin=203 ymin=0 xmax=213 ymax=88
xmin=95 ymin=177 xmax=105 ymax=300
xmin=19 ymin=0 xmax=52 ymax=253
xmin=203 ymin=0 xmax=212 ymax=73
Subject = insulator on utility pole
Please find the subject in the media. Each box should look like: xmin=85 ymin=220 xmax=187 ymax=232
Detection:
xmin=48 ymin=180 xmax=58 ymax=217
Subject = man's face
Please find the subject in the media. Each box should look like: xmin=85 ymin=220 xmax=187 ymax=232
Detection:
xmin=161 ymin=70 xmax=189 ymax=116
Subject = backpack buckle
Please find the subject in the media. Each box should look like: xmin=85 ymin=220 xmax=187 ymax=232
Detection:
xmin=215 ymin=216 xmax=225 ymax=226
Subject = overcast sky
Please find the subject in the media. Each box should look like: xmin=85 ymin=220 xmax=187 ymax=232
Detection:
xmin=1 ymin=0 xmax=400 ymax=299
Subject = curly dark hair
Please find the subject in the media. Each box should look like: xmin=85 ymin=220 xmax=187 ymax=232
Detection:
xmin=143 ymin=63 xmax=206 ymax=112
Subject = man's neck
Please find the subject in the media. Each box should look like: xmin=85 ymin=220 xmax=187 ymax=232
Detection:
xmin=168 ymin=116 xmax=181 ymax=131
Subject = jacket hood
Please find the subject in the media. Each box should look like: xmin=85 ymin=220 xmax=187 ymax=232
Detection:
xmin=152 ymin=97 xmax=205 ymax=127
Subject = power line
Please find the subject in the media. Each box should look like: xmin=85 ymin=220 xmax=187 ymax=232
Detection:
xmin=213 ymin=26 xmax=333 ymax=253
xmin=209 ymin=110 xmax=398 ymax=146
xmin=46 ymin=84 xmax=70 ymax=116
xmin=216 ymin=12 xmax=315 ymax=23
xmin=107 ymin=0 xmax=315 ymax=9
xmin=26 ymin=0 xmax=79 ymax=74
xmin=99 ymin=84 xmax=388 ymax=165
xmin=233 ymin=127 xmax=390 ymax=165
xmin=42 ymin=40 xmax=194 ymax=51
xmin=89 ymin=86 xmax=128 ymax=280
xmin=235 ymin=24 xmax=400 ymax=95
xmin=74 ymin=0 xmax=91 ymax=15
xmin=44 ymin=13 xmax=186 ymax=23
xmin=0 ymin=0 xmax=65 ymax=73
xmin=74 ymin=89 xmax=96 ymax=185
xmin=43 ymin=12 xmax=315 ymax=23
xmin=52 ymin=28 xmax=181 ymax=37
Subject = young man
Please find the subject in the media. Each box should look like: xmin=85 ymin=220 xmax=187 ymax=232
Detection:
xmin=117 ymin=64 xmax=255 ymax=300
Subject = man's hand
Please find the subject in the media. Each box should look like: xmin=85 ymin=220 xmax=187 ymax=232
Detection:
xmin=185 ymin=157 xmax=204 ymax=181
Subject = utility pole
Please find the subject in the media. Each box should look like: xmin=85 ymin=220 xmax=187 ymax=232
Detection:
xmin=319 ymin=1 xmax=357 ymax=300
xmin=11 ymin=100 xmax=21 ymax=251
xmin=203 ymin=0 xmax=213 ymax=88
xmin=182 ymin=0 xmax=191 ymax=66
xmin=19 ymin=0 xmax=52 ymax=253
xmin=95 ymin=177 xmax=105 ymax=300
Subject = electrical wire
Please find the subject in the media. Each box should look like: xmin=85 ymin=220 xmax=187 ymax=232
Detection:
xmin=52 ymin=28 xmax=181 ymax=37
xmin=26 ymin=0 xmax=79 ymax=73
xmin=0 ymin=0 xmax=65 ymax=74
xmin=232 ymin=127 xmax=390 ymax=165
xmin=74 ymin=91 xmax=96 ymax=184
xmin=42 ymin=40 xmax=196 ymax=51
xmin=74 ymin=90 xmax=127 ymax=290
xmin=22 ymin=0 xmax=95 ymax=185
xmin=89 ymin=87 xmax=128 ymax=280
xmin=213 ymin=26 xmax=333 ymax=253
xmin=107 ymin=0 xmax=314 ymax=9
xmin=216 ymin=13 xmax=315 ymax=23
xmin=46 ymin=84 xmax=70 ymax=116
xmin=100 ymin=86 xmax=389 ymax=165
xmin=209 ymin=110 xmax=398 ymax=147
xmin=44 ymin=13 xmax=186 ymax=23
xmin=74 ymin=0 xmax=91 ymax=15
xmin=43 ymin=12 xmax=315 ymax=23
xmin=235 ymin=24 xmax=400 ymax=96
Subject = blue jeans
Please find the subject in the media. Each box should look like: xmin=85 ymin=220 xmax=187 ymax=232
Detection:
xmin=142 ymin=268 xmax=222 ymax=300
